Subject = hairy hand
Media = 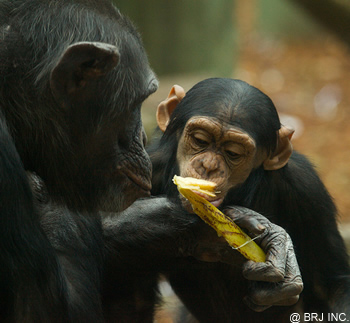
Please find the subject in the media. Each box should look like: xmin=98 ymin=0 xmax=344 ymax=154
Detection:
xmin=224 ymin=206 xmax=303 ymax=312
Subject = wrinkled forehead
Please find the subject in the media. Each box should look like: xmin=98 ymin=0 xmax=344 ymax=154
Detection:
xmin=120 ymin=35 xmax=158 ymax=92
xmin=184 ymin=116 xmax=255 ymax=146
xmin=107 ymin=35 xmax=158 ymax=112
xmin=185 ymin=116 xmax=243 ymax=132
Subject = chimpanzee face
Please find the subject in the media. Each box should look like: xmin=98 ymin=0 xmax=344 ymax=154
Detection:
xmin=49 ymin=41 xmax=158 ymax=212
xmin=96 ymin=101 xmax=156 ymax=212
xmin=156 ymin=80 xmax=294 ymax=211
xmin=176 ymin=116 xmax=265 ymax=208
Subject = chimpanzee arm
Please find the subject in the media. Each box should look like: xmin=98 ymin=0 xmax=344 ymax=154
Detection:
xmin=0 ymin=119 xmax=68 ymax=322
xmin=29 ymin=172 xmax=106 ymax=322
xmin=102 ymin=197 xmax=200 ymax=269
xmin=102 ymin=197 xmax=263 ymax=270
xmin=269 ymin=153 xmax=350 ymax=315
xmin=102 ymin=197 xmax=303 ymax=306
xmin=102 ymin=197 xmax=203 ymax=321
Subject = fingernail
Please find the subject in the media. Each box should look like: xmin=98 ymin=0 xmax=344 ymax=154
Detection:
xmin=258 ymin=224 xmax=266 ymax=231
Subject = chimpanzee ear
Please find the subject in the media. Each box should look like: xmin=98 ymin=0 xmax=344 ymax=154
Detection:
xmin=156 ymin=85 xmax=186 ymax=132
xmin=50 ymin=42 xmax=120 ymax=101
xmin=263 ymin=126 xmax=294 ymax=171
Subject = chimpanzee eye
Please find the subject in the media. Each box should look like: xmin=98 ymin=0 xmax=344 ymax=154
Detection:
xmin=194 ymin=137 xmax=208 ymax=146
xmin=192 ymin=134 xmax=209 ymax=147
xmin=225 ymin=150 xmax=241 ymax=160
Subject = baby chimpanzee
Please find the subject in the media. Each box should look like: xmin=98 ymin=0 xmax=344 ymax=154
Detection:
xmin=148 ymin=78 xmax=350 ymax=322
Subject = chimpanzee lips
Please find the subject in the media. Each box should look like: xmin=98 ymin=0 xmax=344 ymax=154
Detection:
xmin=209 ymin=198 xmax=224 ymax=207
xmin=193 ymin=191 xmax=224 ymax=208
xmin=120 ymin=168 xmax=152 ymax=193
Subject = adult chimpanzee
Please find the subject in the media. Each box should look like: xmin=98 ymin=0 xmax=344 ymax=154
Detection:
xmin=0 ymin=0 xmax=158 ymax=321
xmin=149 ymin=78 xmax=350 ymax=322
xmin=0 ymin=1 xmax=304 ymax=322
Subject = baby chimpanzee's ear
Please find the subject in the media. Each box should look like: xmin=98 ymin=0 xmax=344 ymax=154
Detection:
xmin=156 ymin=85 xmax=186 ymax=132
xmin=263 ymin=126 xmax=294 ymax=171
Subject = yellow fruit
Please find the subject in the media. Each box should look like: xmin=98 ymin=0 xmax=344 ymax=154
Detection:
xmin=173 ymin=175 xmax=266 ymax=263
xmin=172 ymin=175 xmax=217 ymax=197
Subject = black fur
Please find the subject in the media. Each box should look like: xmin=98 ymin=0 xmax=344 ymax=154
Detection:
xmin=0 ymin=0 xmax=158 ymax=321
xmin=149 ymin=78 xmax=350 ymax=322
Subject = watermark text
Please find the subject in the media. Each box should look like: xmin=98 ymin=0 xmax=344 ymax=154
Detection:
xmin=290 ymin=313 xmax=349 ymax=322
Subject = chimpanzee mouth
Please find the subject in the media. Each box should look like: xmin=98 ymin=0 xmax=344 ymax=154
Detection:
xmin=120 ymin=168 xmax=152 ymax=194
xmin=209 ymin=198 xmax=224 ymax=208
xmin=193 ymin=191 xmax=224 ymax=208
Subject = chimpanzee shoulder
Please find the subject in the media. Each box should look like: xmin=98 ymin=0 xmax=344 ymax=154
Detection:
xmin=246 ymin=151 xmax=337 ymax=223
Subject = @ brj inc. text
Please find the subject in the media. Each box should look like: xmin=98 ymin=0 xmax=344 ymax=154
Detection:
xmin=290 ymin=312 xmax=349 ymax=322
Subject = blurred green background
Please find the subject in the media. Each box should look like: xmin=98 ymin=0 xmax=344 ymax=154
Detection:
xmin=114 ymin=0 xmax=322 ymax=76
xmin=115 ymin=1 xmax=237 ymax=76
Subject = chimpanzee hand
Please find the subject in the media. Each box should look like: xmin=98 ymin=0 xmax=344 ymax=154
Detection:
xmin=102 ymin=195 xmax=303 ymax=311
xmin=224 ymin=206 xmax=303 ymax=312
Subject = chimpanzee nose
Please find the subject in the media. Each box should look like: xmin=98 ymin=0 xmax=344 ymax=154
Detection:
xmin=192 ymin=153 xmax=226 ymax=180
xmin=201 ymin=157 xmax=219 ymax=175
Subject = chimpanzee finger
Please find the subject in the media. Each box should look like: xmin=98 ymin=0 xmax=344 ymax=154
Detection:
xmin=224 ymin=207 xmax=266 ymax=236
xmin=189 ymin=219 xmax=246 ymax=265
xmin=271 ymin=243 xmax=303 ymax=306
xmin=224 ymin=206 xmax=272 ymax=229
xmin=242 ymin=229 xmax=288 ymax=282
xmin=244 ymin=292 xmax=299 ymax=312
xmin=224 ymin=206 xmax=289 ymax=282
xmin=243 ymin=259 xmax=285 ymax=282
xmin=245 ymin=245 xmax=303 ymax=310
xmin=271 ymin=295 xmax=301 ymax=306
xmin=243 ymin=296 xmax=271 ymax=312
xmin=245 ymin=294 xmax=299 ymax=312
xmin=246 ymin=279 xmax=302 ymax=308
